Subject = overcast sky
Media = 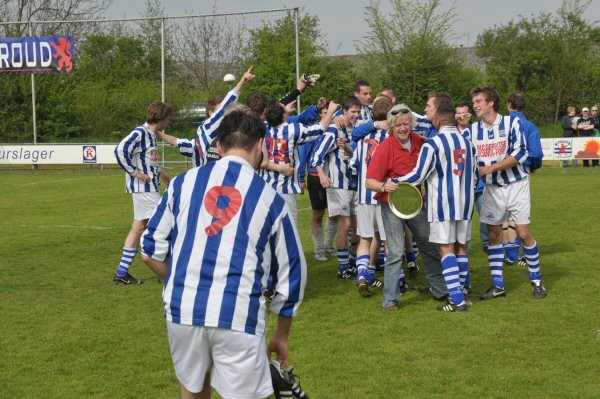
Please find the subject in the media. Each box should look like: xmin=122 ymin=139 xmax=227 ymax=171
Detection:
xmin=105 ymin=0 xmax=599 ymax=55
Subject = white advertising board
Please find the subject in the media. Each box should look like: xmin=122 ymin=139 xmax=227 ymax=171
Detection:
xmin=0 ymin=144 xmax=118 ymax=164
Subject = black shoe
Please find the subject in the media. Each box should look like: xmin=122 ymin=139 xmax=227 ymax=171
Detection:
xmin=518 ymin=256 xmax=528 ymax=267
xmin=113 ymin=272 xmax=144 ymax=285
xmin=480 ymin=286 xmax=506 ymax=300
xmin=368 ymin=278 xmax=383 ymax=288
xmin=263 ymin=289 xmax=275 ymax=302
xmin=346 ymin=265 xmax=358 ymax=277
xmin=357 ymin=277 xmax=372 ymax=298
xmin=463 ymin=286 xmax=472 ymax=296
xmin=407 ymin=261 xmax=419 ymax=278
xmin=532 ymin=281 xmax=547 ymax=299
xmin=399 ymin=281 xmax=411 ymax=294
xmin=437 ymin=300 xmax=470 ymax=312
xmin=337 ymin=270 xmax=353 ymax=279
xmin=270 ymin=360 xmax=310 ymax=399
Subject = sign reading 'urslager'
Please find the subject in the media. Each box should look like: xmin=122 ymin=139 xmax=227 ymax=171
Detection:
xmin=0 ymin=35 xmax=74 ymax=74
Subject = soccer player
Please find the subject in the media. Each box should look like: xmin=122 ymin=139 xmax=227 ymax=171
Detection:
xmin=366 ymin=104 xmax=448 ymax=310
xmin=398 ymin=101 xmax=478 ymax=312
xmin=353 ymin=95 xmax=392 ymax=297
xmin=466 ymin=86 xmax=547 ymax=300
xmin=157 ymin=66 xmax=256 ymax=168
xmin=112 ymin=101 xmax=174 ymax=284
xmin=261 ymin=99 xmax=338 ymax=224
xmin=141 ymin=110 xmax=307 ymax=399
xmin=312 ymin=96 xmax=362 ymax=279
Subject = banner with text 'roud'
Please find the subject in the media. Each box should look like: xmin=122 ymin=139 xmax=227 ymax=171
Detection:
xmin=0 ymin=35 xmax=74 ymax=74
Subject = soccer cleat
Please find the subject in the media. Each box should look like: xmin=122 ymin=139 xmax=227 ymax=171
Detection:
xmin=301 ymin=73 xmax=320 ymax=87
xmin=325 ymin=247 xmax=336 ymax=256
xmin=346 ymin=265 xmax=358 ymax=278
xmin=368 ymin=278 xmax=383 ymax=288
xmin=480 ymin=286 xmax=506 ymax=300
xmin=437 ymin=300 xmax=470 ymax=312
xmin=357 ymin=277 xmax=372 ymax=298
xmin=504 ymin=257 xmax=516 ymax=266
xmin=518 ymin=256 xmax=528 ymax=267
xmin=463 ymin=286 xmax=472 ymax=296
xmin=399 ymin=281 xmax=411 ymax=294
xmin=263 ymin=289 xmax=275 ymax=302
xmin=314 ymin=252 xmax=327 ymax=261
xmin=270 ymin=360 xmax=310 ymax=399
xmin=532 ymin=281 xmax=547 ymax=299
xmin=113 ymin=272 xmax=143 ymax=285
xmin=407 ymin=261 xmax=419 ymax=278
xmin=337 ymin=270 xmax=354 ymax=280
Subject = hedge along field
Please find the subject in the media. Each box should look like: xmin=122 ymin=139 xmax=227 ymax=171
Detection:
xmin=0 ymin=166 xmax=599 ymax=398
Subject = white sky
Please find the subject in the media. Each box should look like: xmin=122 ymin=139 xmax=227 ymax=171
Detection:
xmin=105 ymin=0 xmax=599 ymax=55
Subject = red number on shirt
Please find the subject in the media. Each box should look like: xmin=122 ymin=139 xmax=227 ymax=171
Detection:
xmin=453 ymin=149 xmax=466 ymax=176
xmin=365 ymin=139 xmax=380 ymax=164
xmin=204 ymin=186 xmax=243 ymax=236
xmin=266 ymin=137 xmax=291 ymax=163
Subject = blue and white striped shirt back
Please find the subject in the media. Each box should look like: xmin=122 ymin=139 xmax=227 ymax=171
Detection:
xmin=310 ymin=125 xmax=354 ymax=189
xmin=352 ymin=129 xmax=388 ymax=204
xmin=141 ymin=156 xmax=306 ymax=337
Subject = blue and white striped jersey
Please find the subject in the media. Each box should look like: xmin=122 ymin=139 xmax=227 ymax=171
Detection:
xmin=334 ymin=105 xmax=372 ymax=127
xmin=175 ymin=88 xmax=241 ymax=167
xmin=115 ymin=123 xmax=161 ymax=193
xmin=141 ymin=155 xmax=307 ymax=337
xmin=260 ymin=121 xmax=324 ymax=194
xmin=351 ymin=129 xmax=388 ymax=204
xmin=310 ymin=125 xmax=354 ymax=189
xmin=400 ymin=126 xmax=478 ymax=222
xmin=464 ymin=114 xmax=528 ymax=186
xmin=413 ymin=112 xmax=438 ymax=138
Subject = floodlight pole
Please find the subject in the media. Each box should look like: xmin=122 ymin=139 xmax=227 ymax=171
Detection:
xmin=160 ymin=18 xmax=165 ymax=168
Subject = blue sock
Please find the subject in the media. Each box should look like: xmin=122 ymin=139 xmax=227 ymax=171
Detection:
xmin=522 ymin=241 xmax=542 ymax=281
xmin=116 ymin=247 xmax=138 ymax=276
xmin=406 ymin=249 xmax=417 ymax=263
xmin=337 ymin=249 xmax=349 ymax=273
xmin=367 ymin=265 xmax=376 ymax=282
xmin=457 ymin=254 xmax=470 ymax=288
xmin=412 ymin=240 xmax=419 ymax=256
xmin=356 ymin=255 xmax=369 ymax=280
xmin=349 ymin=246 xmax=357 ymax=268
xmin=488 ymin=244 xmax=505 ymax=288
xmin=441 ymin=254 xmax=465 ymax=305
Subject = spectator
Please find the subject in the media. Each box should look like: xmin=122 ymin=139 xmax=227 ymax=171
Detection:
xmin=577 ymin=107 xmax=595 ymax=167
xmin=561 ymin=106 xmax=578 ymax=167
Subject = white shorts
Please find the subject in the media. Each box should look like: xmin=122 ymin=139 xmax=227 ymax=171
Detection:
xmin=429 ymin=220 xmax=472 ymax=244
xmin=132 ymin=192 xmax=161 ymax=220
xmin=480 ymin=178 xmax=531 ymax=225
xmin=166 ymin=322 xmax=273 ymax=399
xmin=356 ymin=204 xmax=386 ymax=240
xmin=279 ymin=193 xmax=298 ymax=225
xmin=326 ymin=188 xmax=357 ymax=217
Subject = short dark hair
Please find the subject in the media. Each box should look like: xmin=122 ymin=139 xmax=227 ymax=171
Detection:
xmin=342 ymin=96 xmax=363 ymax=111
xmin=507 ymin=92 xmax=526 ymax=111
xmin=434 ymin=101 xmax=456 ymax=126
xmin=353 ymin=80 xmax=371 ymax=94
xmin=372 ymin=96 xmax=393 ymax=121
xmin=217 ymin=110 xmax=266 ymax=152
xmin=455 ymin=101 xmax=471 ymax=111
xmin=380 ymin=87 xmax=397 ymax=99
xmin=146 ymin=101 xmax=174 ymax=124
xmin=470 ymin=86 xmax=500 ymax=112
xmin=428 ymin=92 xmax=453 ymax=110
xmin=265 ymin=100 xmax=285 ymax=127
xmin=247 ymin=92 xmax=270 ymax=116
xmin=207 ymin=96 xmax=224 ymax=114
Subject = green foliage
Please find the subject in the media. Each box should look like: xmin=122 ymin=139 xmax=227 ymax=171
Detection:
xmin=357 ymin=0 xmax=484 ymax=109
xmin=476 ymin=0 xmax=600 ymax=124
xmin=1 ymin=167 xmax=600 ymax=397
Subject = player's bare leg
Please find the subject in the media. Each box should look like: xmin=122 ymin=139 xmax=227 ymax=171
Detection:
xmin=179 ymin=374 xmax=211 ymax=399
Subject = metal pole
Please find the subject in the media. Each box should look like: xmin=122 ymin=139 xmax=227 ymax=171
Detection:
xmin=294 ymin=8 xmax=301 ymax=112
xmin=160 ymin=18 xmax=166 ymax=169
xmin=29 ymin=23 xmax=37 ymax=145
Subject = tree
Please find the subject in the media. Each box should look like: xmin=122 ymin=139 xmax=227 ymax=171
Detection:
xmin=357 ymin=0 xmax=483 ymax=109
xmin=246 ymin=11 xmax=357 ymax=108
xmin=476 ymin=0 xmax=600 ymax=124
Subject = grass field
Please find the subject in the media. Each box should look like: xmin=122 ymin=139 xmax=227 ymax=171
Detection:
xmin=1 ymin=166 xmax=600 ymax=398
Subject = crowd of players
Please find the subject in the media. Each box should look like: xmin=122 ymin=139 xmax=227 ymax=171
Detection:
xmin=111 ymin=66 xmax=548 ymax=398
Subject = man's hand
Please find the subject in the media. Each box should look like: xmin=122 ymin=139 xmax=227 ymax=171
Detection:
xmin=334 ymin=115 xmax=347 ymax=130
xmin=479 ymin=165 xmax=492 ymax=177
xmin=317 ymin=97 xmax=328 ymax=111
xmin=160 ymin=171 xmax=171 ymax=184
xmin=284 ymin=101 xmax=296 ymax=115
xmin=278 ymin=163 xmax=294 ymax=177
xmin=136 ymin=172 xmax=151 ymax=183
xmin=384 ymin=178 xmax=399 ymax=193
xmin=319 ymin=174 xmax=332 ymax=189
xmin=267 ymin=333 xmax=290 ymax=369
xmin=235 ymin=66 xmax=256 ymax=91
xmin=299 ymin=181 xmax=306 ymax=195
xmin=297 ymin=78 xmax=308 ymax=93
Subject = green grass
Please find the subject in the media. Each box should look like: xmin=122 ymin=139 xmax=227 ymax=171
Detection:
xmin=1 ymin=166 xmax=600 ymax=398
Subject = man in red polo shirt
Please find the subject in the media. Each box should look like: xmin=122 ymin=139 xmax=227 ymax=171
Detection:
xmin=366 ymin=104 xmax=447 ymax=310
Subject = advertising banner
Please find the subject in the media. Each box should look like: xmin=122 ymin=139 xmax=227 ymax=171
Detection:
xmin=0 ymin=35 xmax=74 ymax=74
xmin=0 ymin=145 xmax=117 ymax=164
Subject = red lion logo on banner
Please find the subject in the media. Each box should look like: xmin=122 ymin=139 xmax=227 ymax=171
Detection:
xmin=50 ymin=37 xmax=73 ymax=72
